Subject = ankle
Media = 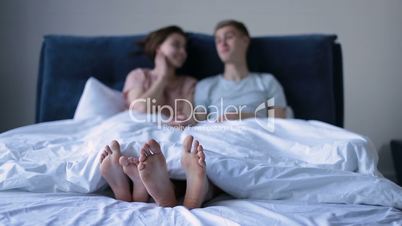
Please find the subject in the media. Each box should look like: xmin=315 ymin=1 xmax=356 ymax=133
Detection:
xmin=133 ymin=194 xmax=149 ymax=203
xmin=183 ymin=199 xmax=202 ymax=209
xmin=157 ymin=198 xmax=178 ymax=207
xmin=115 ymin=192 xmax=132 ymax=202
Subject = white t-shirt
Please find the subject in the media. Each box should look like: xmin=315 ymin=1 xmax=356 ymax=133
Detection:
xmin=194 ymin=73 xmax=289 ymax=119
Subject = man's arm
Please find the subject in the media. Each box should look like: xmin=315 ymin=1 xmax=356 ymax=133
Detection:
xmin=216 ymin=106 xmax=286 ymax=122
xmin=216 ymin=112 xmax=254 ymax=122
xmin=267 ymin=107 xmax=286 ymax=119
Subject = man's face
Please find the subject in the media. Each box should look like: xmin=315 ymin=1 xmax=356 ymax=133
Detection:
xmin=214 ymin=26 xmax=249 ymax=63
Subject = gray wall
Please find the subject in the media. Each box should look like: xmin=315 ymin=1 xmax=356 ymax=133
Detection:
xmin=1 ymin=0 xmax=401 ymax=180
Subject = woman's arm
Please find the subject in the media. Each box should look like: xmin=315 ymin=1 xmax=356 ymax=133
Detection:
xmin=126 ymin=53 xmax=171 ymax=113
xmin=167 ymin=77 xmax=199 ymax=128
xmin=127 ymin=75 xmax=169 ymax=112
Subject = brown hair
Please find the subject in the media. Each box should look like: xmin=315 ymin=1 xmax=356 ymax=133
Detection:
xmin=138 ymin=25 xmax=186 ymax=60
xmin=214 ymin=19 xmax=250 ymax=37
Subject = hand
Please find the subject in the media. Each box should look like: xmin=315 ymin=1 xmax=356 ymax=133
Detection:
xmin=216 ymin=112 xmax=255 ymax=122
xmin=155 ymin=50 xmax=170 ymax=79
xmin=267 ymin=107 xmax=286 ymax=118
xmin=216 ymin=113 xmax=239 ymax=122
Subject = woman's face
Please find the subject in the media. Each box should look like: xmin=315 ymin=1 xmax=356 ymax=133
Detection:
xmin=157 ymin=33 xmax=187 ymax=68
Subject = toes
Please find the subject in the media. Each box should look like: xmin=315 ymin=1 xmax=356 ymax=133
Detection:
xmin=105 ymin=145 xmax=112 ymax=155
xmin=145 ymin=148 xmax=152 ymax=157
xmin=119 ymin=156 xmax=129 ymax=166
xmin=100 ymin=147 xmax=111 ymax=163
xmin=132 ymin=157 xmax=140 ymax=165
xmin=128 ymin=157 xmax=138 ymax=165
xmin=142 ymin=144 xmax=152 ymax=157
xmin=183 ymin=135 xmax=194 ymax=152
xmin=192 ymin=140 xmax=199 ymax=154
xmin=197 ymin=146 xmax=205 ymax=159
xmin=197 ymin=145 xmax=206 ymax=167
xmin=147 ymin=139 xmax=161 ymax=154
xmin=100 ymin=153 xmax=106 ymax=162
xmin=110 ymin=140 xmax=121 ymax=153
xmin=138 ymin=161 xmax=145 ymax=171
xmin=101 ymin=148 xmax=108 ymax=155
xmin=197 ymin=151 xmax=205 ymax=161
xmin=198 ymin=158 xmax=206 ymax=167
xmin=183 ymin=135 xmax=193 ymax=153
xmin=139 ymin=146 xmax=148 ymax=162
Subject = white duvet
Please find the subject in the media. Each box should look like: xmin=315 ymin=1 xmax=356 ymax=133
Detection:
xmin=1 ymin=111 xmax=401 ymax=211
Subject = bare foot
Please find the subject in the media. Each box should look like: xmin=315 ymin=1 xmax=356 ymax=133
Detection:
xmin=181 ymin=135 xmax=211 ymax=209
xmin=99 ymin=140 xmax=131 ymax=202
xmin=119 ymin=156 xmax=149 ymax=202
xmin=138 ymin=139 xmax=177 ymax=207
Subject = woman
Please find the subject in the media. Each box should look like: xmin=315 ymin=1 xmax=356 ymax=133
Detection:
xmin=100 ymin=26 xmax=213 ymax=209
xmin=123 ymin=26 xmax=196 ymax=127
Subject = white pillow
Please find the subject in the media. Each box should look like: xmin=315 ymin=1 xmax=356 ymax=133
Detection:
xmin=74 ymin=77 xmax=125 ymax=120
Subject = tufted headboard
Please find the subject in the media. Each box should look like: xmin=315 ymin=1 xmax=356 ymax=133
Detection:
xmin=36 ymin=33 xmax=343 ymax=127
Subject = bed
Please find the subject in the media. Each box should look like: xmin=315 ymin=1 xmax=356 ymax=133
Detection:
xmin=1 ymin=33 xmax=401 ymax=225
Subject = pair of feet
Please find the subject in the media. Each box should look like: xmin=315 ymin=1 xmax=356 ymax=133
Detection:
xmin=99 ymin=135 xmax=210 ymax=209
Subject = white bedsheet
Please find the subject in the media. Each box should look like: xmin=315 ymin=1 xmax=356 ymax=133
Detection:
xmin=1 ymin=111 xmax=402 ymax=224
xmin=0 ymin=191 xmax=401 ymax=226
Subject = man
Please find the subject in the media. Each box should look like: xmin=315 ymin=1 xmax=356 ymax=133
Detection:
xmin=194 ymin=20 xmax=289 ymax=122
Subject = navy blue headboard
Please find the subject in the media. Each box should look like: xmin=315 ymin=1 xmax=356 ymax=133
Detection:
xmin=36 ymin=33 xmax=343 ymax=127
